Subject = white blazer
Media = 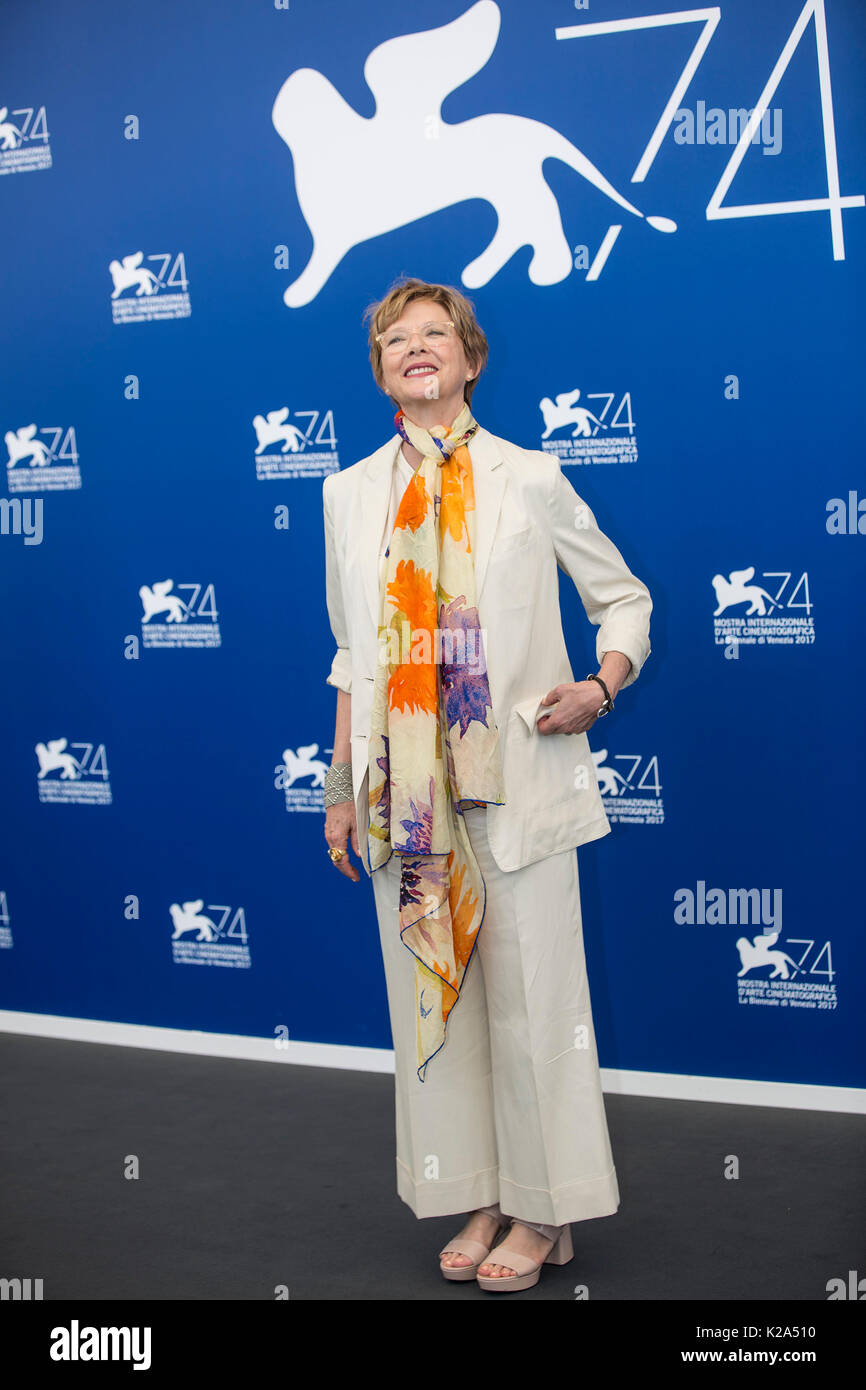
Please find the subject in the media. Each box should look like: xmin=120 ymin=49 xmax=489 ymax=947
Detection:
xmin=322 ymin=424 xmax=652 ymax=876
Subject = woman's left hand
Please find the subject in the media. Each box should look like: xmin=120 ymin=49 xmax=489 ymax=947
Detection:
xmin=536 ymin=681 xmax=606 ymax=735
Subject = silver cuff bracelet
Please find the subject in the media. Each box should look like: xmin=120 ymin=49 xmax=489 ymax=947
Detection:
xmin=324 ymin=760 xmax=354 ymax=807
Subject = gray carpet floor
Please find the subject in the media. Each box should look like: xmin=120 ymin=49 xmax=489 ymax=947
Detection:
xmin=1 ymin=1033 xmax=863 ymax=1301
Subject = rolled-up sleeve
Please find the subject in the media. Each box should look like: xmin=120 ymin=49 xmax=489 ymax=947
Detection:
xmin=546 ymin=457 xmax=651 ymax=689
xmin=323 ymin=473 xmax=352 ymax=694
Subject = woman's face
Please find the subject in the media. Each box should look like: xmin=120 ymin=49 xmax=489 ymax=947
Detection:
xmin=378 ymin=299 xmax=476 ymax=416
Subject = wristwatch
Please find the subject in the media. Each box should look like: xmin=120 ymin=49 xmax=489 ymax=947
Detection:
xmin=586 ymin=673 xmax=614 ymax=717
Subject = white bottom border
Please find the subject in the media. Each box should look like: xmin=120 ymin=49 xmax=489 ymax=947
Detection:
xmin=1 ymin=1010 xmax=863 ymax=1114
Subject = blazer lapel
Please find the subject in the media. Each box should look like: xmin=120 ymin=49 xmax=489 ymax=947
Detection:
xmin=467 ymin=426 xmax=508 ymax=604
xmin=359 ymin=437 xmax=397 ymax=638
xmin=359 ymin=425 xmax=507 ymax=635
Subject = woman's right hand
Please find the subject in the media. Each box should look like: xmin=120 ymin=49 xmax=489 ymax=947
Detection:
xmin=324 ymin=800 xmax=361 ymax=882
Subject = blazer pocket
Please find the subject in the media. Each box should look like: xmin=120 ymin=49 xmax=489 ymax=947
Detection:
xmin=485 ymin=529 xmax=535 ymax=609
xmin=492 ymin=526 xmax=533 ymax=558
xmin=511 ymin=693 xmax=548 ymax=733
xmin=504 ymin=701 xmax=591 ymax=813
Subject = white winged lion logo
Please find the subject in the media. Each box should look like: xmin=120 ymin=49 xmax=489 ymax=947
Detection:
xmin=272 ymin=0 xmax=675 ymax=306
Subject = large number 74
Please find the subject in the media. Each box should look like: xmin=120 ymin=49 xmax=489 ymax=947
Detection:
xmin=557 ymin=0 xmax=864 ymax=269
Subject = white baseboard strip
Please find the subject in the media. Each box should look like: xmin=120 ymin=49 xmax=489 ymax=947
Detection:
xmin=0 ymin=1010 xmax=863 ymax=1113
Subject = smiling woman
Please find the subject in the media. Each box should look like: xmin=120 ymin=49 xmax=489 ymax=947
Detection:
xmin=367 ymin=279 xmax=489 ymax=425
xmin=319 ymin=275 xmax=652 ymax=1293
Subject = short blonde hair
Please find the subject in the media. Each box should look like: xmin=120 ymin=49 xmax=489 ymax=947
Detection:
xmin=362 ymin=276 xmax=489 ymax=408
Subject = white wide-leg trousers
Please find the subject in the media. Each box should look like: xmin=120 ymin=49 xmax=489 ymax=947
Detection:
xmin=370 ymin=804 xmax=620 ymax=1229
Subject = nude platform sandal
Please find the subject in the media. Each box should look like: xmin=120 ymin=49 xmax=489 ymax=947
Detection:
xmin=475 ymin=1222 xmax=574 ymax=1292
xmin=439 ymin=1209 xmax=510 ymax=1282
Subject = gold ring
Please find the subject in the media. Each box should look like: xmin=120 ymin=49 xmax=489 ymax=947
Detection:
xmin=328 ymin=846 xmax=345 ymax=863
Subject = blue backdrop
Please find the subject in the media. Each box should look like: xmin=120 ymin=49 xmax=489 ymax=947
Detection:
xmin=2 ymin=0 xmax=864 ymax=1090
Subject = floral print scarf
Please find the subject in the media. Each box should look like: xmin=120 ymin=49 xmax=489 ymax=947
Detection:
xmin=367 ymin=403 xmax=506 ymax=1081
